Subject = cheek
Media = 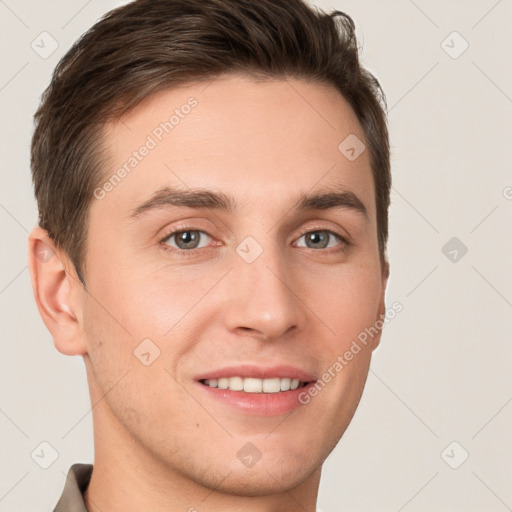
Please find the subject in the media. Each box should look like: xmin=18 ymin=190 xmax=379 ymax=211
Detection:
xmin=90 ymin=249 xmax=224 ymax=338
xmin=81 ymin=289 xmax=189 ymax=432
xmin=298 ymin=262 xmax=381 ymax=405
xmin=81 ymin=261 xmax=224 ymax=397
xmin=81 ymin=292 xmax=132 ymax=384
xmin=304 ymin=262 xmax=383 ymax=348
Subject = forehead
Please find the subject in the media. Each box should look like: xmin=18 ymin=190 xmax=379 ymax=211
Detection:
xmin=94 ymin=74 xmax=375 ymax=221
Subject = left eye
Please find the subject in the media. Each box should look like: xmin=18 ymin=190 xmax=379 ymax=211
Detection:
xmin=295 ymin=230 xmax=343 ymax=250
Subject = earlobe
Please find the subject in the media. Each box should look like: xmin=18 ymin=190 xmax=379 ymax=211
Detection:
xmin=28 ymin=226 xmax=87 ymax=356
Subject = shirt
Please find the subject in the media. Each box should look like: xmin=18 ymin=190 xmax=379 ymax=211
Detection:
xmin=53 ymin=463 xmax=92 ymax=512
xmin=53 ymin=463 xmax=325 ymax=511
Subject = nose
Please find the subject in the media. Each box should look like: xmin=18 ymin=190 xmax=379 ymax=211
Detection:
xmin=221 ymin=242 xmax=303 ymax=342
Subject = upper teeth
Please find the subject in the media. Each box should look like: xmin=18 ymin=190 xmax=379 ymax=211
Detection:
xmin=203 ymin=377 xmax=304 ymax=393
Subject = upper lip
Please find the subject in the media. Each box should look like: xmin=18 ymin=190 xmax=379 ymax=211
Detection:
xmin=195 ymin=364 xmax=317 ymax=382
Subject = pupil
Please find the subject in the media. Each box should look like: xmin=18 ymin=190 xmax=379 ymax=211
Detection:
xmin=308 ymin=231 xmax=327 ymax=248
xmin=179 ymin=231 xmax=198 ymax=248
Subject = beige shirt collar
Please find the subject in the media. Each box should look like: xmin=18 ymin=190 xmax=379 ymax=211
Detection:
xmin=53 ymin=463 xmax=93 ymax=512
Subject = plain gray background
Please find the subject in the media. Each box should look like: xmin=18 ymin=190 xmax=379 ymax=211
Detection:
xmin=1 ymin=0 xmax=511 ymax=510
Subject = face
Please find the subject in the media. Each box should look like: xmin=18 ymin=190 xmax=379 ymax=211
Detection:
xmin=78 ymin=74 xmax=387 ymax=494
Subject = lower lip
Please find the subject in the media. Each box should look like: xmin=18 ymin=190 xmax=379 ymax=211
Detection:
xmin=196 ymin=381 xmax=315 ymax=416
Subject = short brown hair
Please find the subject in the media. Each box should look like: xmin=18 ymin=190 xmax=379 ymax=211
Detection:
xmin=31 ymin=0 xmax=391 ymax=285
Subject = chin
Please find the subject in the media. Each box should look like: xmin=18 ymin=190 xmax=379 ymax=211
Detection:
xmin=200 ymin=461 xmax=319 ymax=497
xmin=203 ymin=437 xmax=325 ymax=495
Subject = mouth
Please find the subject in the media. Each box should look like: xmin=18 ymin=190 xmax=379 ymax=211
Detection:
xmin=194 ymin=365 xmax=317 ymax=416
xmin=200 ymin=377 xmax=309 ymax=393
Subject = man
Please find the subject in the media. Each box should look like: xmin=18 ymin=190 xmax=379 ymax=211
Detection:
xmin=28 ymin=0 xmax=391 ymax=510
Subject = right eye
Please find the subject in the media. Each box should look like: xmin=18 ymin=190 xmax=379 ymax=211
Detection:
xmin=160 ymin=229 xmax=214 ymax=253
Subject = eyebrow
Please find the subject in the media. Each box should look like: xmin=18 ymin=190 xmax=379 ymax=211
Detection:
xmin=129 ymin=186 xmax=368 ymax=220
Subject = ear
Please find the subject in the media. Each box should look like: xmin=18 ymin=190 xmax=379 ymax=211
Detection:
xmin=28 ymin=226 xmax=87 ymax=356
xmin=370 ymin=259 xmax=390 ymax=351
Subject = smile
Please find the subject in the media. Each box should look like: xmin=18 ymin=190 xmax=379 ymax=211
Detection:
xmin=200 ymin=377 xmax=308 ymax=393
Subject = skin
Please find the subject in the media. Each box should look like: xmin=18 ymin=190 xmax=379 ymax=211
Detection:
xmin=28 ymin=74 xmax=389 ymax=512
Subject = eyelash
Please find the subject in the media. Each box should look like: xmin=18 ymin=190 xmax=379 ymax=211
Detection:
xmin=158 ymin=225 xmax=350 ymax=257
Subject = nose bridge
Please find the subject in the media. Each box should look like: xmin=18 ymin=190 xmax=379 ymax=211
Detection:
xmin=223 ymin=233 xmax=302 ymax=340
